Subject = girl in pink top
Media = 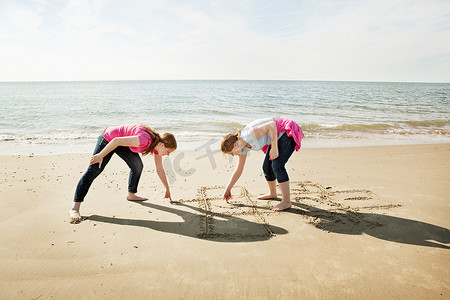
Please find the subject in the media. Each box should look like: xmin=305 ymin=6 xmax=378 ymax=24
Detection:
xmin=69 ymin=125 xmax=177 ymax=223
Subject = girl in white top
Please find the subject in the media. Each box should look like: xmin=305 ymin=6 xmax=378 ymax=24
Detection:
xmin=220 ymin=118 xmax=301 ymax=211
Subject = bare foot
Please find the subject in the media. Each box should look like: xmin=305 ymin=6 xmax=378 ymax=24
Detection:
xmin=271 ymin=202 xmax=292 ymax=211
xmin=257 ymin=194 xmax=278 ymax=200
xmin=126 ymin=194 xmax=148 ymax=201
xmin=69 ymin=210 xmax=82 ymax=224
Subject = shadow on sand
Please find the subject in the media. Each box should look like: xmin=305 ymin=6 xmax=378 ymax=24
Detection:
xmin=288 ymin=201 xmax=450 ymax=249
xmin=88 ymin=201 xmax=288 ymax=243
xmin=87 ymin=198 xmax=449 ymax=248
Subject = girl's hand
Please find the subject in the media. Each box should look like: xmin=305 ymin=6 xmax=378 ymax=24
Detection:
xmin=165 ymin=189 xmax=173 ymax=202
xmin=223 ymin=189 xmax=232 ymax=203
xmin=269 ymin=147 xmax=279 ymax=160
xmin=90 ymin=154 xmax=103 ymax=168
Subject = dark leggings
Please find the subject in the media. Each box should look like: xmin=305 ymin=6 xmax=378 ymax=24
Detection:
xmin=262 ymin=133 xmax=296 ymax=183
xmin=74 ymin=135 xmax=143 ymax=202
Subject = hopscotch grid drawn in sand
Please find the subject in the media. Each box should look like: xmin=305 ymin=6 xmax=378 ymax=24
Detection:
xmin=174 ymin=186 xmax=273 ymax=239
xmin=287 ymin=181 xmax=401 ymax=233
xmin=177 ymin=181 xmax=401 ymax=238
xmin=196 ymin=186 xmax=274 ymax=239
xmin=290 ymin=181 xmax=401 ymax=211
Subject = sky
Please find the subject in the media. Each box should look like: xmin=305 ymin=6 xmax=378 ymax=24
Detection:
xmin=0 ymin=0 xmax=449 ymax=82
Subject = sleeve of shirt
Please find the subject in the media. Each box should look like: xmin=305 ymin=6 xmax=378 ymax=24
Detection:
xmin=138 ymin=133 xmax=151 ymax=149
xmin=240 ymin=127 xmax=252 ymax=144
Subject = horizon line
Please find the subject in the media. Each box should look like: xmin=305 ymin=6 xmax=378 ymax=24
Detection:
xmin=0 ymin=79 xmax=449 ymax=84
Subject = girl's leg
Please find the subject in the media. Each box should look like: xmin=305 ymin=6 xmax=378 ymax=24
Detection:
xmin=271 ymin=134 xmax=296 ymax=211
xmin=258 ymin=148 xmax=278 ymax=199
xmin=274 ymin=181 xmax=291 ymax=211
xmin=69 ymin=201 xmax=82 ymax=223
xmin=70 ymin=136 xmax=113 ymax=222
xmin=257 ymin=180 xmax=277 ymax=200
xmin=115 ymin=147 xmax=148 ymax=201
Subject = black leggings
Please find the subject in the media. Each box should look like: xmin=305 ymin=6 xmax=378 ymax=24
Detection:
xmin=262 ymin=133 xmax=296 ymax=183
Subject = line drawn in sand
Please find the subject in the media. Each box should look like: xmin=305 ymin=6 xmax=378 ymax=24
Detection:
xmin=286 ymin=181 xmax=401 ymax=233
xmin=177 ymin=181 xmax=401 ymax=239
xmin=197 ymin=186 xmax=274 ymax=239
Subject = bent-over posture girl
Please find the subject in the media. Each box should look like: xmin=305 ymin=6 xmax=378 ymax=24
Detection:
xmin=69 ymin=124 xmax=177 ymax=223
xmin=220 ymin=117 xmax=303 ymax=211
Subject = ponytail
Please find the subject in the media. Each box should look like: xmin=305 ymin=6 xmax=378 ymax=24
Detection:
xmin=141 ymin=125 xmax=161 ymax=156
xmin=141 ymin=125 xmax=177 ymax=156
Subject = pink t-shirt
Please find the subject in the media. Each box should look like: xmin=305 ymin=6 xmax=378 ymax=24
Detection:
xmin=103 ymin=125 xmax=153 ymax=153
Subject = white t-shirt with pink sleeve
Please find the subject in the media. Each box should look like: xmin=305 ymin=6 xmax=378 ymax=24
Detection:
xmin=103 ymin=125 xmax=153 ymax=153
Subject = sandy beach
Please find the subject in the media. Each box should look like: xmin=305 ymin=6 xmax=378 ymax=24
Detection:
xmin=0 ymin=143 xmax=449 ymax=299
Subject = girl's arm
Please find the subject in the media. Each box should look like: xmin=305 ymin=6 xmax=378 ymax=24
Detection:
xmin=250 ymin=121 xmax=279 ymax=159
xmin=90 ymin=136 xmax=140 ymax=167
xmin=223 ymin=154 xmax=247 ymax=202
xmin=154 ymin=153 xmax=173 ymax=202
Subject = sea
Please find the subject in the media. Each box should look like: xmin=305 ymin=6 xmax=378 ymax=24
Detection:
xmin=0 ymin=80 xmax=449 ymax=155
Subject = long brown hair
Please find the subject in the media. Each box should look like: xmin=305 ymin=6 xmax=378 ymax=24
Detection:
xmin=220 ymin=131 xmax=240 ymax=153
xmin=141 ymin=125 xmax=177 ymax=156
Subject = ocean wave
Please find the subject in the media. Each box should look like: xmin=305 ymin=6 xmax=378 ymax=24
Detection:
xmin=398 ymin=120 xmax=450 ymax=127
xmin=301 ymin=120 xmax=450 ymax=134
xmin=0 ymin=133 xmax=99 ymax=142
xmin=2 ymin=120 xmax=449 ymax=144
xmin=199 ymin=109 xmax=235 ymax=116
xmin=210 ymin=121 xmax=246 ymax=131
xmin=160 ymin=121 xmax=246 ymax=133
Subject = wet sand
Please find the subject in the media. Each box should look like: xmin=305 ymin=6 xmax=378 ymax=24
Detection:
xmin=0 ymin=144 xmax=449 ymax=299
